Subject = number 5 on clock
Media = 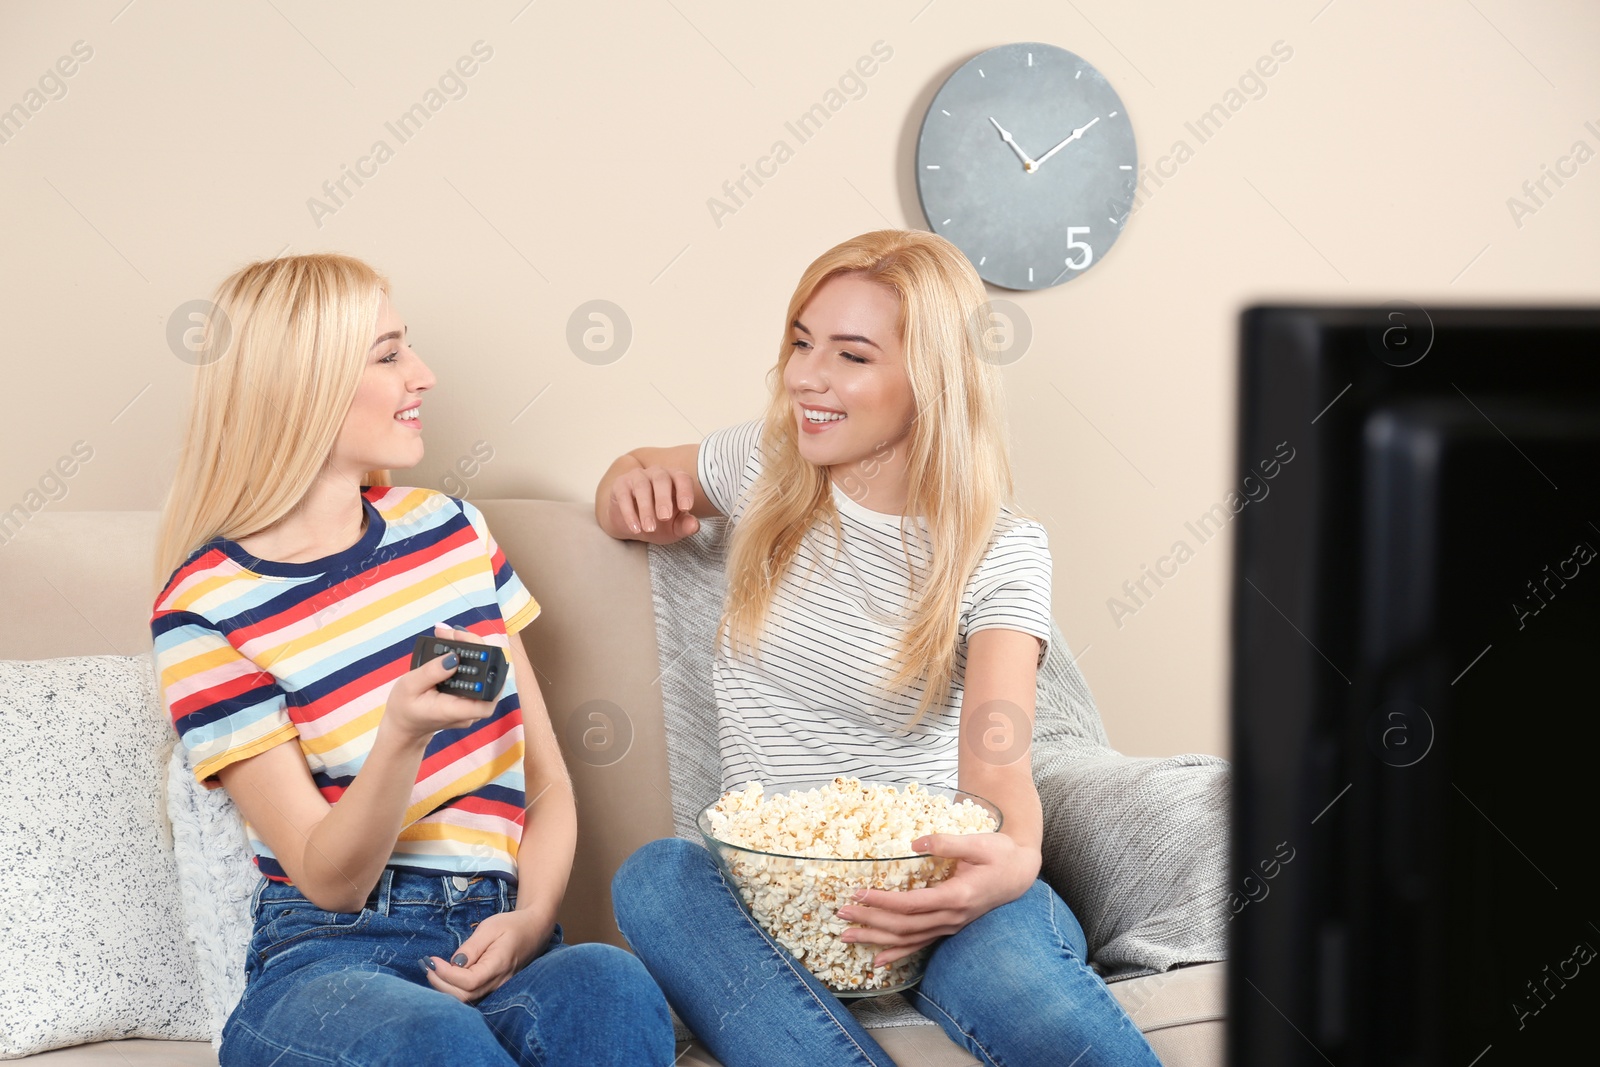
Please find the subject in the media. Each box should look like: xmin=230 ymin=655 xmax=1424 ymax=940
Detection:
xmin=1065 ymin=227 xmax=1093 ymax=271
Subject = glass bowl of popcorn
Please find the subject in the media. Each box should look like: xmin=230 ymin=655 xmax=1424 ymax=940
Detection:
xmin=696 ymin=776 xmax=1002 ymax=997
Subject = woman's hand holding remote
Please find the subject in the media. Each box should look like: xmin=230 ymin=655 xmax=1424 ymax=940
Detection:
xmin=381 ymin=622 xmax=497 ymax=743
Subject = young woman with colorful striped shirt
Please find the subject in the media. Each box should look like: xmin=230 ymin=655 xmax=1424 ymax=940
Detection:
xmin=151 ymin=253 xmax=672 ymax=1066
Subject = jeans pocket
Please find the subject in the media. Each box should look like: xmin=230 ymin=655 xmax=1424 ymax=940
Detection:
xmin=251 ymin=898 xmax=375 ymax=965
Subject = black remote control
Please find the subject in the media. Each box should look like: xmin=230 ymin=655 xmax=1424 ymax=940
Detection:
xmin=409 ymin=634 xmax=508 ymax=701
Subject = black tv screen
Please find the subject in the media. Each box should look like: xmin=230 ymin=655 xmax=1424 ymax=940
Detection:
xmin=1230 ymin=305 xmax=1600 ymax=1065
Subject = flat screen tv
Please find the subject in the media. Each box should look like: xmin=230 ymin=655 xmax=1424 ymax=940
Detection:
xmin=1230 ymin=304 xmax=1600 ymax=1065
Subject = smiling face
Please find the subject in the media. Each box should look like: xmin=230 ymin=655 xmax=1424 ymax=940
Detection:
xmin=784 ymin=272 xmax=917 ymax=510
xmin=328 ymin=290 xmax=435 ymax=478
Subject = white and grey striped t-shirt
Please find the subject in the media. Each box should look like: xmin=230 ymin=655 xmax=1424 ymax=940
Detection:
xmin=698 ymin=419 xmax=1053 ymax=794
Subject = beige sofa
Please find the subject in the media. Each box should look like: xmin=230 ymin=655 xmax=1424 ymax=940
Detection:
xmin=0 ymin=501 xmax=1224 ymax=1065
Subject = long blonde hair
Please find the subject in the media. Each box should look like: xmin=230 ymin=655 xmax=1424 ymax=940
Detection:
xmin=153 ymin=253 xmax=391 ymax=592
xmin=721 ymin=230 xmax=1025 ymax=726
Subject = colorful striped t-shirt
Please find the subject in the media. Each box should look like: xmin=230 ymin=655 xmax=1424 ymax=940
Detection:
xmin=151 ymin=486 xmax=541 ymax=884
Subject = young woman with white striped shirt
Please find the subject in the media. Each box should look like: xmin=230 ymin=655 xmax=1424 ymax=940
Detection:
xmin=597 ymin=230 xmax=1160 ymax=1067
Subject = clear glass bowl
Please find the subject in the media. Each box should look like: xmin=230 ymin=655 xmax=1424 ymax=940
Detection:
xmin=696 ymin=779 xmax=1002 ymax=998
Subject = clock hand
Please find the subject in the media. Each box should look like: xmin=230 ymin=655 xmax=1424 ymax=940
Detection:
xmin=1033 ymin=117 xmax=1101 ymax=170
xmin=988 ymin=116 xmax=1039 ymax=172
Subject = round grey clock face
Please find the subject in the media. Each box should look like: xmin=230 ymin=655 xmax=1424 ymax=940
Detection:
xmin=916 ymin=43 xmax=1138 ymax=291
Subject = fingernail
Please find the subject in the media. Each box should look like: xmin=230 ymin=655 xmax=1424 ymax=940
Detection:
xmin=442 ymin=653 xmax=458 ymax=668
xmin=452 ymin=953 xmax=467 ymax=966
xmin=418 ymin=956 xmax=435 ymax=971
xmin=853 ymin=888 xmax=868 ymax=901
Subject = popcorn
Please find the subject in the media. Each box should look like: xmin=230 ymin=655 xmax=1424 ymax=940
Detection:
xmin=700 ymin=776 xmax=999 ymax=994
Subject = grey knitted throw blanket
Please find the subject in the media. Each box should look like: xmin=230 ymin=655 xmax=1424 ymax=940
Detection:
xmin=646 ymin=517 xmax=1229 ymax=991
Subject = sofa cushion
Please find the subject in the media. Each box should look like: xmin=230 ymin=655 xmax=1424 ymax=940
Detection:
xmin=164 ymin=738 xmax=258 ymax=1050
xmin=0 ymin=655 xmax=209 ymax=1057
xmin=12 ymin=1038 xmax=220 ymax=1065
xmin=1036 ymin=751 xmax=1230 ymax=979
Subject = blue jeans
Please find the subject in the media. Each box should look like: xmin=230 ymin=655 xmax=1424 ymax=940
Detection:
xmin=222 ymin=867 xmax=675 ymax=1066
xmin=612 ymin=837 xmax=1161 ymax=1067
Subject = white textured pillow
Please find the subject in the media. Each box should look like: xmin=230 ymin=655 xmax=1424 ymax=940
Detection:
xmin=165 ymin=733 xmax=259 ymax=1048
xmin=0 ymin=654 xmax=209 ymax=1057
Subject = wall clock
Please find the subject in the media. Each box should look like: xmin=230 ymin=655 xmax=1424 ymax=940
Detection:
xmin=916 ymin=42 xmax=1137 ymax=291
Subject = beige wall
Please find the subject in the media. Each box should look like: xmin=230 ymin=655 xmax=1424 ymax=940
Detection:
xmin=3 ymin=1 xmax=1597 ymax=758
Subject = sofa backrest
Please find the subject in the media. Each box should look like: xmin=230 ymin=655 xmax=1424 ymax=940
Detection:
xmin=0 ymin=500 xmax=675 ymax=949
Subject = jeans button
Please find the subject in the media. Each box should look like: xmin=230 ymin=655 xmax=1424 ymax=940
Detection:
xmin=451 ymin=875 xmax=470 ymax=891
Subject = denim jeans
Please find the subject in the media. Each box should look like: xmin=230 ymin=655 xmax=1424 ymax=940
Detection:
xmin=612 ymin=837 xmax=1162 ymax=1067
xmin=222 ymin=866 xmax=675 ymax=1066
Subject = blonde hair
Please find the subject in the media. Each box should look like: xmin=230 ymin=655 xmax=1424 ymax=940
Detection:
xmin=153 ymin=253 xmax=391 ymax=592
xmin=721 ymin=229 xmax=1027 ymax=726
